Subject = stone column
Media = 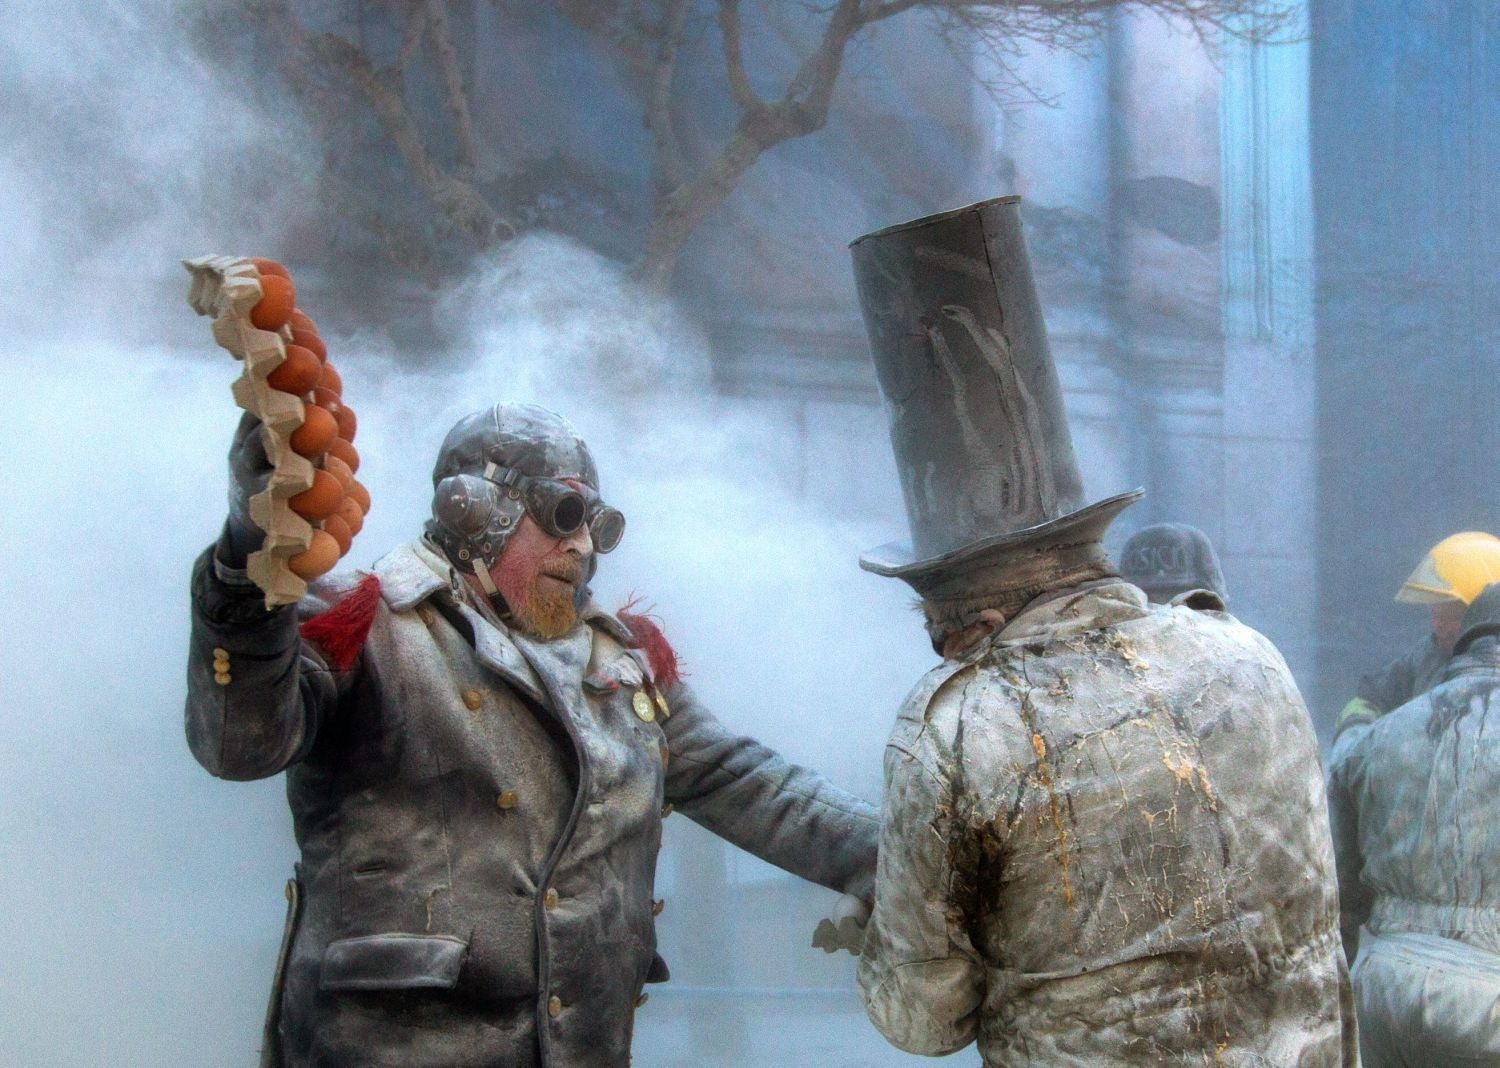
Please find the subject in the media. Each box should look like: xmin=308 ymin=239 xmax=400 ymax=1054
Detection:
xmin=1106 ymin=11 xmax=1229 ymax=551
xmin=1220 ymin=5 xmax=1319 ymax=700
xmin=988 ymin=41 xmax=1138 ymax=506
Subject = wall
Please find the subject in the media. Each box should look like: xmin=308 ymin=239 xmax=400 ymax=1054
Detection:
xmin=1310 ymin=1 xmax=1500 ymax=719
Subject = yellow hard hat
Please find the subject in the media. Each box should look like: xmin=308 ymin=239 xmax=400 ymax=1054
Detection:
xmin=1396 ymin=531 xmax=1500 ymax=605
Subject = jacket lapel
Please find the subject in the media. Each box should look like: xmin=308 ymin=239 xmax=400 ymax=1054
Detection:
xmin=373 ymin=541 xmax=550 ymax=706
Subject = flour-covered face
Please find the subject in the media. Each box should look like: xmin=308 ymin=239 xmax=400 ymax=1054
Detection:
xmin=1432 ymin=599 xmax=1467 ymax=656
xmin=488 ymin=480 xmax=595 ymax=639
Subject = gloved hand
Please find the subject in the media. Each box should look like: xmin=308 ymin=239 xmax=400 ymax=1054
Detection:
xmin=216 ymin=412 xmax=273 ymax=569
xmin=811 ymin=892 xmax=871 ymax=957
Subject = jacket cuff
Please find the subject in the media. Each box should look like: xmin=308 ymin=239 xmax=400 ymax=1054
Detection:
xmin=1334 ymin=697 xmax=1378 ymax=738
xmin=192 ymin=545 xmax=292 ymax=629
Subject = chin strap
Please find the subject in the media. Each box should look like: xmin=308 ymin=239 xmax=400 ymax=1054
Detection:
xmin=473 ymin=562 xmax=499 ymax=598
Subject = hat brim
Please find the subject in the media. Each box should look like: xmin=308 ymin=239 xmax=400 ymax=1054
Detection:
xmin=860 ymin=489 xmax=1144 ymax=581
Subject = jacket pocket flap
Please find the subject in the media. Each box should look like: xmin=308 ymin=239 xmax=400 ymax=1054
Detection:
xmin=320 ymin=933 xmax=468 ymax=992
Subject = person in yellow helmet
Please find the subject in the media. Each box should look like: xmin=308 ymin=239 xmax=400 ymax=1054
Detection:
xmin=1335 ymin=532 xmax=1500 ymax=738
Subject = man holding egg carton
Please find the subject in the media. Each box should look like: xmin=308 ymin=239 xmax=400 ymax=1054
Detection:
xmin=185 ymin=384 xmax=878 ymax=1066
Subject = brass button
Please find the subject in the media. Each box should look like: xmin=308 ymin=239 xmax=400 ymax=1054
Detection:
xmin=651 ymin=899 xmax=664 ymax=917
xmin=653 ymin=690 xmax=670 ymax=719
xmin=547 ymin=995 xmax=562 ymax=1018
xmin=544 ymin=887 xmax=559 ymax=910
xmin=214 ymin=671 xmax=232 ymax=687
xmin=635 ymin=992 xmax=649 ymax=1008
xmin=212 ymin=647 xmax=230 ymax=663
xmin=496 ymin=791 xmax=517 ymax=811
xmin=632 ymin=690 xmax=655 ymax=722
xmin=417 ymin=604 xmax=436 ymax=626
xmin=660 ymin=803 xmax=673 ymax=819
xmin=462 ymin=688 xmax=483 ymax=710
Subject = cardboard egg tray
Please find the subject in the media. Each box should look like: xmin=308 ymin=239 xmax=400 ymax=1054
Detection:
xmin=184 ymin=254 xmax=315 ymax=607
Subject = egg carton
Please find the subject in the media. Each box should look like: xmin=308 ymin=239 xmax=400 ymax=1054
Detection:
xmin=184 ymin=254 xmax=314 ymax=608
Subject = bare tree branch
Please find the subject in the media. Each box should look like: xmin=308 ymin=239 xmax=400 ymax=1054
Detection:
xmin=633 ymin=0 xmax=866 ymax=286
xmin=717 ymin=0 xmax=766 ymax=113
xmin=645 ymin=0 xmax=694 ymax=205
xmin=398 ymin=3 xmax=432 ymax=72
xmin=425 ymin=0 xmax=480 ymax=180
xmin=246 ymin=0 xmax=505 ymax=253
xmin=233 ymin=0 xmax=1288 ymax=293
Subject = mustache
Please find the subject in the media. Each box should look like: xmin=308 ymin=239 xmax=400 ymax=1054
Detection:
xmin=539 ymin=555 xmax=585 ymax=585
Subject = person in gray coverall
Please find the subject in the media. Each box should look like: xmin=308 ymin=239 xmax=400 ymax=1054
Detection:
xmin=1327 ymin=582 xmax=1500 ymax=1067
xmin=185 ymin=402 xmax=878 ymax=1068
xmin=845 ymin=197 xmax=1356 ymax=1066
xmin=1118 ymin=522 xmax=1228 ymax=609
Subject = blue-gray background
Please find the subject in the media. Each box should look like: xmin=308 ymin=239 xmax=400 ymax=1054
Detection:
xmin=0 ymin=2 xmax=1494 ymax=1064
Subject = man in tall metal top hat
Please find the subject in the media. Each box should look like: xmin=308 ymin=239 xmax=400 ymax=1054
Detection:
xmin=849 ymin=197 xmax=1356 ymax=1065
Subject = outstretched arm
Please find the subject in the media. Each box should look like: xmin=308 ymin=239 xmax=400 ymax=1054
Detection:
xmin=659 ymin=682 xmax=878 ymax=901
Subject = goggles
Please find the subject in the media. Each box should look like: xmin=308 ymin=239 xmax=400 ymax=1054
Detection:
xmin=513 ymin=470 xmax=625 ymax=554
xmin=434 ymin=466 xmax=625 ymax=555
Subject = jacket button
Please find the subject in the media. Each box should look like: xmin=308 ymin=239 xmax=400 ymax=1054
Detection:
xmin=652 ymin=899 xmax=665 ymax=917
xmin=635 ymin=992 xmax=649 ymax=1008
xmin=660 ymin=803 xmax=673 ymax=819
xmin=496 ymin=791 xmax=517 ymax=810
xmin=214 ymin=671 xmax=232 ymax=687
xmin=632 ymin=690 xmax=656 ymax=722
xmin=544 ymin=888 xmax=559 ymax=910
xmin=417 ymin=604 xmax=437 ymax=626
xmin=462 ymin=688 xmax=483 ymax=710
xmin=547 ymin=995 xmax=562 ymax=1018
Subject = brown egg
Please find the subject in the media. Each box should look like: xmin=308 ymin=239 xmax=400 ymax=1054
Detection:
xmin=290 ymin=328 xmax=326 ymax=362
xmin=312 ymin=386 xmax=341 ymax=412
xmin=323 ymin=453 xmax=355 ymax=493
xmin=347 ymin=479 xmax=371 ymax=515
xmin=334 ymin=403 xmax=357 ymax=443
xmin=318 ymin=362 xmax=343 ymax=398
xmin=250 ymin=275 xmax=296 ymax=332
xmin=266 ymin=345 xmax=322 ymax=395
xmin=288 ymin=469 xmax=344 ymax=521
xmin=336 ymin=495 xmax=365 ymax=536
xmin=289 ymin=309 xmax=317 ymax=335
xmin=250 ymin=257 xmax=291 ymax=280
xmin=322 ymin=514 xmax=354 ymax=556
xmin=289 ymin=404 xmax=339 ymax=458
xmin=327 ymin=437 xmax=359 ymax=474
xmin=288 ymin=529 xmax=341 ymax=580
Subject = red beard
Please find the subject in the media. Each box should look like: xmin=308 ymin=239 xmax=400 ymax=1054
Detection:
xmin=512 ymin=556 xmax=584 ymax=639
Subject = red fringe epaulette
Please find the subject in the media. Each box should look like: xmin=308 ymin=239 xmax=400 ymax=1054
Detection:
xmin=617 ymin=596 xmax=682 ymax=691
xmin=300 ymin=573 xmax=381 ymax=672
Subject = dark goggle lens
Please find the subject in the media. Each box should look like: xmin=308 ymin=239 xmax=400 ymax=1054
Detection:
xmin=590 ymin=507 xmax=625 ymax=554
xmin=525 ymin=478 xmax=588 ymax=537
xmin=549 ymin=492 xmax=588 ymax=536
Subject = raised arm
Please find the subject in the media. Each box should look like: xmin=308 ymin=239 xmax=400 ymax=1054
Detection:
xmin=184 ymin=413 xmax=348 ymax=781
xmin=659 ymin=682 xmax=878 ymax=901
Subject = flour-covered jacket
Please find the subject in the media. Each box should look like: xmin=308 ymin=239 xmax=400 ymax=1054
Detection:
xmin=857 ymin=579 xmax=1355 ymax=1066
xmin=186 ymin=540 xmax=878 ymax=1068
xmin=1326 ymin=635 xmax=1500 ymax=1066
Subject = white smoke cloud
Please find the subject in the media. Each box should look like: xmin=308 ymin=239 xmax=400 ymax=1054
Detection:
xmin=0 ymin=5 xmax=942 ymax=1065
